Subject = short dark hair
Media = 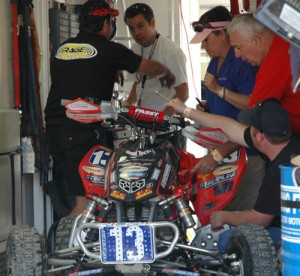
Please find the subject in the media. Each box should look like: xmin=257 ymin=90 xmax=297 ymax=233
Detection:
xmin=124 ymin=3 xmax=154 ymax=24
xmin=79 ymin=0 xmax=118 ymax=33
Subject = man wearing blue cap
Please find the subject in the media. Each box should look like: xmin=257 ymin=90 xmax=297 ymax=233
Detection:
xmin=165 ymin=97 xmax=300 ymax=250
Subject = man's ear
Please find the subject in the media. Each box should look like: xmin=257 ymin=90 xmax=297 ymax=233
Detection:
xmin=253 ymin=129 xmax=264 ymax=142
xmin=251 ymin=34 xmax=263 ymax=49
xmin=220 ymin=29 xmax=227 ymax=40
xmin=257 ymin=131 xmax=265 ymax=143
xmin=150 ymin=18 xmax=155 ymax=28
xmin=102 ymin=19 xmax=109 ymax=31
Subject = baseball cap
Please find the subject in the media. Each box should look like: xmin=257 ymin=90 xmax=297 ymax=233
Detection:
xmin=238 ymin=98 xmax=291 ymax=137
xmin=190 ymin=21 xmax=230 ymax=44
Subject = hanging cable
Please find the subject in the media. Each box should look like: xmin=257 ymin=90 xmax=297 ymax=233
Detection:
xmin=179 ymin=0 xmax=200 ymax=99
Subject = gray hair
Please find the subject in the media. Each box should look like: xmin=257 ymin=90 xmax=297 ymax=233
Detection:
xmin=227 ymin=13 xmax=267 ymax=40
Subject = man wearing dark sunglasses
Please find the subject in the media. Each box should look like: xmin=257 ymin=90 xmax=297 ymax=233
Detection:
xmin=123 ymin=3 xmax=188 ymax=116
xmin=165 ymin=97 xmax=300 ymax=251
xmin=45 ymin=0 xmax=176 ymax=216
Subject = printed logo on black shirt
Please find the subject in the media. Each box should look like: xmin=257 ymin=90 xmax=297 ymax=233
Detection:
xmin=56 ymin=43 xmax=97 ymax=60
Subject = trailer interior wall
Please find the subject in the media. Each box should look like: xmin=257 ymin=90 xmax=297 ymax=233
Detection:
xmin=0 ymin=1 xmax=20 ymax=271
xmin=0 ymin=1 xmax=13 ymax=109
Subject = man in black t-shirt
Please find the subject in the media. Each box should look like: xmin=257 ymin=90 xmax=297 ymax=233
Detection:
xmin=44 ymin=0 xmax=176 ymax=216
xmin=165 ymin=97 xmax=300 ymax=250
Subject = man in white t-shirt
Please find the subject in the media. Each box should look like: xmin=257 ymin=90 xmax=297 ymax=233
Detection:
xmin=124 ymin=3 xmax=188 ymax=116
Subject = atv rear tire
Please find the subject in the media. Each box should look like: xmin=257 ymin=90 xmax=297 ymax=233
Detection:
xmin=6 ymin=225 xmax=44 ymax=276
xmin=225 ymin=224 xmax=279 ymax=276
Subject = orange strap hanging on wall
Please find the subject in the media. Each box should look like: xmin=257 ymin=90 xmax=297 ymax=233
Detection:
xmin=230 ymin=0 xmax=263 ymax=15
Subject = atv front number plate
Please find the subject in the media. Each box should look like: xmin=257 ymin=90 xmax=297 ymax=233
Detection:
xmin=99 ymin=224 xmax=155 ymax=264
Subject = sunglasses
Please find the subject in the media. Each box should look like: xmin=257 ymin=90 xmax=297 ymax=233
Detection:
xmin=256 ymin=98 xmax=280 ymax=133
xmin=192 ymin=22 xmax=226 ymax=33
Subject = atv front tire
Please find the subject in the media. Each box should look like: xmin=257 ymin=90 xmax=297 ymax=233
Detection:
xmin=225 ymin=224 xmax=279 ymax=276
xmin=55 ymin=215 xmax=76 ymax=250
xmin=6 ymin=225 xmax=44 ymax=276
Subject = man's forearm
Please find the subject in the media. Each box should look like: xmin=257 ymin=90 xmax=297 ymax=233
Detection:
xmin=172 ymin=83 xmax=189 ymax=103
xmin=138 ymin=59 xmax=169 ymax=78
xmin=221 ymin=210 xmax=274 ymax=227
xmin=187 ymin=109 xmax=248 ymax=147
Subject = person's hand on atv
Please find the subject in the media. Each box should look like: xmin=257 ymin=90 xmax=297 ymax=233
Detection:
xmin=191 ymin=154 xmax=218 ymax=174
xmin=165 ymin=98 xmax=187 ymax=115
xmin=210 ymin=211 xmax=225 ymax=230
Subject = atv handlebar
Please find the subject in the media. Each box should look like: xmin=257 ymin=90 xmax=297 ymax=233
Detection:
xmin=116 ymin=106 xmax=186 ymax=132
xmin=64 ymin=98 xmax=228 ymax=148
xmin=64 ymin=98 xmax=187 ymax=132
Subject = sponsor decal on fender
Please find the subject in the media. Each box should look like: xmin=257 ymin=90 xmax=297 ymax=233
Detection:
xmin=120 ymin=172 xmax=147 ymax=179
xmin=120 ymin=166 xmax=148 ymax=173
xmin=125 ymin=150 xmax=152 ymax=156
xmin=201 ymin=171 xmax=236 ymax=189
xmin=161 ymin=164 xmax=171 ymax=188
xmin=56 ymin=43 xmax=97 ymax=60
xmin=82 ymin=166 xmax=104 ymax=175
xmin=110 ymin=190 xmax=126 ymax=200
xmin=213 ymin=165 xmax=237 ymax=176
xmin=85 ymin=175 xmax=105 ymax=184
xmin=120 ymin=162 xmax=152 ymax=167
xmin=151 ymin=168 xmax=161 ymax=180
xmin=118 ymin=156 xmax=127 ymax=163
xmin=197 ymin=173 xmax=210 ymax=179
xmin=135 ymin=188 xmax=152 ymax=199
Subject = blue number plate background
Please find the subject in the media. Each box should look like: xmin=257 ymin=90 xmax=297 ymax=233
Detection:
xmin=99 ymin=224 xmax=155 ymax=264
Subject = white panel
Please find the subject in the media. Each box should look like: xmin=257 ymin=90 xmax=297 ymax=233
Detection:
xmin=0 ymin=0 xmax=13 ymax=109
xmin=0 ymin=110 xmax=20 ymax=153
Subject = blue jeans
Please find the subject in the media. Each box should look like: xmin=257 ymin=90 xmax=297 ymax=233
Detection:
xmin=218 ymin=226 xmax=281 ymax=254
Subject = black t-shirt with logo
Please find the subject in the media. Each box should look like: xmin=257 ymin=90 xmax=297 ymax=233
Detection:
xmin=244 ymin=127 xmax=300 ymax=227
xmin=45 ymin=32 xmax=142 ymax=128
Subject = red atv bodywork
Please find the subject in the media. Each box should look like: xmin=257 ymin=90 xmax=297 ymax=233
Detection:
xmin=79 ymin=144 xmax=247 ymax=227
xmin=79 ymin=145 xmax=111 ymax=198
xmin=179 ymin=148 xmax=247 ymax=226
